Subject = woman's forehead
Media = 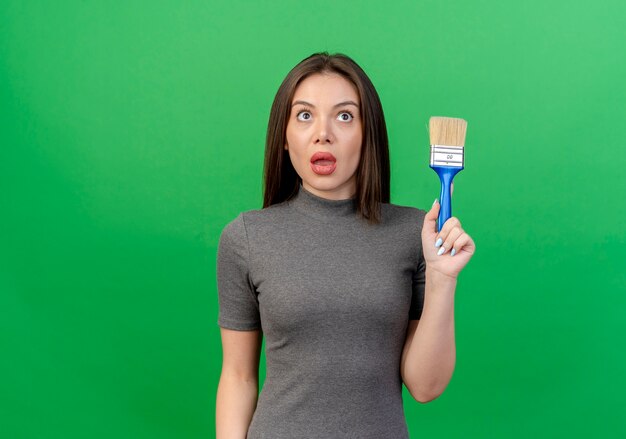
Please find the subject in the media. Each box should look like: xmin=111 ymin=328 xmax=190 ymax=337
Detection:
xmin=292 ymin=73 xmax=359 ymax=104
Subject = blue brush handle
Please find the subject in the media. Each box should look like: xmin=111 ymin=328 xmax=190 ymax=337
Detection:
xmin=430 ymin=165 xmax=463 ymax=232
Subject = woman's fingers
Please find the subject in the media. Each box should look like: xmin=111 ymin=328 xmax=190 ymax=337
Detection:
xmin=437 ymin=226 xmax=463 ymax=255
xmin=435 ymin=216 xmax=461 ymax=243
xmin=450 ymin=233 xmax=473 ymax=256
xmin=434 ymin=216 xmax=463 ymax=255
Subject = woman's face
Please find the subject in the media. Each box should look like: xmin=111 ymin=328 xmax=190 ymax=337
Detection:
xmin=285 ymin=72 xmax=362 ymax=200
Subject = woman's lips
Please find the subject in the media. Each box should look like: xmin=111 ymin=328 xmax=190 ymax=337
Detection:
xmin=311 ymin=161 xmax=336 ymax=175
xmin=310 ymin=152 xmax=337 ymax=175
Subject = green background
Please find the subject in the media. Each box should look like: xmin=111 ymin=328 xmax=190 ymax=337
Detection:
xmin=1 ymin=1 xmax=625 ymax=437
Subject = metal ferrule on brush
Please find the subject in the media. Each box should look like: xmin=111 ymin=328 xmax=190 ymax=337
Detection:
xmin=430 ymin=144 xmax=464 ymax=168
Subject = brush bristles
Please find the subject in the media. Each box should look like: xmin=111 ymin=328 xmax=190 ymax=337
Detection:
xmin=429 ymin=117 xmax=467 ymax=147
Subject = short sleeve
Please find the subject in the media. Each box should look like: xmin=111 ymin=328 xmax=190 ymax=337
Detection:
xmin=216 ymin=213 xmax=262 ymax=331
xmin=409 ymin=251 xmax=426 ymax=320
xmin=409 ymin=210 xmax=426 ymax=320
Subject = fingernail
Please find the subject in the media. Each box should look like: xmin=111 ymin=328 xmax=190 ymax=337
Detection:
xmin=433 ymin=198 xmax=438 ymax=206
xmin=437 ymin=246 xmax=445 ymax=256
xmin=451 ymin=248 xmax=456 ymax=257
xmin=435 ymin=237 xmax=443 ymax=248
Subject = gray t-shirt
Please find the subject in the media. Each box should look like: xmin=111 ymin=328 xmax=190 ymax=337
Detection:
xmin=217 ymin=184 xmax=426 ymax=439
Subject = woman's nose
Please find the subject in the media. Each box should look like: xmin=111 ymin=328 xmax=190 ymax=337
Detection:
xmin=314 ymin=117 xmax=334 ymax=144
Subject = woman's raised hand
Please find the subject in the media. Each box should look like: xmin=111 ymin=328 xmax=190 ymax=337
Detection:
xmin=421 ymin=184 xmax=475 ymax=279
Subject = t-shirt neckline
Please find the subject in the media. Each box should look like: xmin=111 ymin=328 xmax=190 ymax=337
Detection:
xmin=288 ymin=184 xmax=358 ymax=222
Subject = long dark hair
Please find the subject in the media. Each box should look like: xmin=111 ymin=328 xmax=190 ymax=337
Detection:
xmin=263 ymin=52 xmax=390 ymax=224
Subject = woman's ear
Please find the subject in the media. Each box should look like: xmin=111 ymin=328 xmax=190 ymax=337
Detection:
xmin=284 ymin=143 xmax=289 ymax=150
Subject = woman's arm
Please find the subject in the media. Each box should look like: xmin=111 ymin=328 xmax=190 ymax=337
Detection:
xmin=401 ymin=197 xmax=475 ymax=403
xmin=401 ymin=269 xmax=457 ymax=403
xmin=216 ymin=328 xmax=263 ymax=439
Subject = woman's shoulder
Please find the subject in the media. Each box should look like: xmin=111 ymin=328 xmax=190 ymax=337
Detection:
xmin=381 ymin=201 xmax=427 ymax=225
xmin=220 ymin=202 xmax=290 ymax=238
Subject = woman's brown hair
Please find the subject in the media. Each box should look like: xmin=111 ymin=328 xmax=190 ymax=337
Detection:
xmin=262 ymin=52 xmax=390 ymax=224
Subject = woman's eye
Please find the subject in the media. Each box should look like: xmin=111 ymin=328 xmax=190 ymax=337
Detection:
xmin=338 ymin=112 xmax=353 ymax=122
xmin=297 ymin=111 xmax=312 ymax=121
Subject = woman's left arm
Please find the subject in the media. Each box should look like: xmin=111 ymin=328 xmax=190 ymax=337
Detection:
xmin=401 ymin=193 xmax=476 ymax=403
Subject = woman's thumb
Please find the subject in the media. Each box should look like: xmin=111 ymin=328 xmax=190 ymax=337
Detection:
xmin=423 ymin=198 xmax=439 ymax=233
xmin=426 ymin=198 xmax=439 ymax=220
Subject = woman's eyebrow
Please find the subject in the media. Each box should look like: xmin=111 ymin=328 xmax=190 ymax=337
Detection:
xmin=291 ymin=100 xmax=359 ymax=108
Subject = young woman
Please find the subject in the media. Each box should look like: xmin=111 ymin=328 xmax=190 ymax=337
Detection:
xmin=216 ymin=52 xmax=475 ymax=439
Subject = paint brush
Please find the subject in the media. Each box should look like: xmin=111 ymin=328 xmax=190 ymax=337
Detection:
xmin=429 ymin=116 xmax=468 ymax=232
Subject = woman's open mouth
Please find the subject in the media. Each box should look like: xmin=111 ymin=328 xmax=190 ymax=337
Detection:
xmin=310 ymin=151 xmax=337 ymax=175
